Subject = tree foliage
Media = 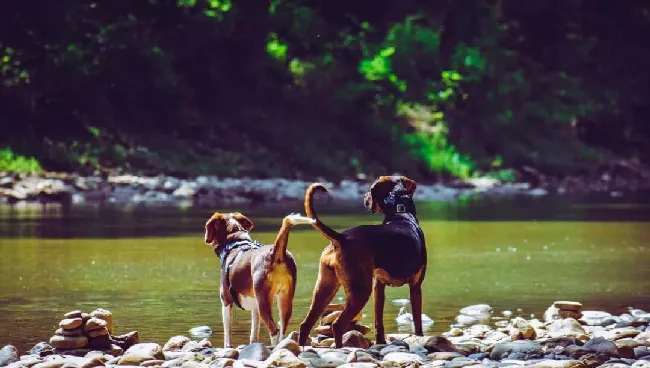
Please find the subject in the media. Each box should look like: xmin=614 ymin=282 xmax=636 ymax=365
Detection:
xmin=1 ymin=0 xmax=648 ymax=178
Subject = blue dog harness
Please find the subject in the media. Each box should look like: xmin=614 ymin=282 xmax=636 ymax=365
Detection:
xmin=217 ymin=238 xmax=263 ymax=310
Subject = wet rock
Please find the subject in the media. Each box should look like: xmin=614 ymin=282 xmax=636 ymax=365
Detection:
xmin=345 ymin=350 xmax=378 ymax=364
xmin=580 ymin=353 xmax=608 ymax=368
xmin=337 ymin=364 xmax=378 ymax=368
xmin=489 ymin=341 xmax=543 ymax=360
xmin=635 ymin=346 xmax=650 ymax=359
xmin=0 ymin=345 xmax=19 ymax=366
xmin=562 ymin=345 xmax=592 ymax=359
xmin=210 ymin=358 xmax=235 ymax=368
xmin=49 ymin=335 xmax=88 ymax=350
xmin=525 ymin=359 xmax=586 ymax=368
xmin=428 ymin=352 xmax=465 ymax=360
xmin=189 ymin=326 xmax=213 ymax=339
xmin=402 ymin=335 xmax=458 ymax=353
xmin=59 ymin=318 xmax=83 ymax=330
xmin=238 ymin=343 xmax=270 ymax=361
xmin=89 ymin=309 xmax=114 ymax=335
xmin=580 ymin=311 xmax=613 ymax=326
xmin=379 ymin=345 xmax=407 ymax=356
xmin=263 ymin=348 xmax=305 ymax=368
xmin=443 ymin=357 xmax=477 ymax=368
xmin=554 ymin=302 xmax=583 ymax=312
xmin=547 ymin=319 xmax=588 ymax=339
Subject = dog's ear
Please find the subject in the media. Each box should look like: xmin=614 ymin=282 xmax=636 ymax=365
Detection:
xmin=231 ymin=212 xmax=254 ymax=231
xmin=205 ymin=213 xmax=227 ymax=246
xmin=400 ymin=176 xmax=417 ymax=196
xmin=366 ymin=176 xmax=393 ymax=213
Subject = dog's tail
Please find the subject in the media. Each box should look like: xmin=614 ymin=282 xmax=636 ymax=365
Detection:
xmin=272 ymin=213 xmax=314 ymax=262
xmin=305 ymin=183 xmax=343 ymax=244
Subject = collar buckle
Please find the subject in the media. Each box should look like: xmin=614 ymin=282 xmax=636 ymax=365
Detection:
xmin=396 ymin=204 xmax=406 ymax=213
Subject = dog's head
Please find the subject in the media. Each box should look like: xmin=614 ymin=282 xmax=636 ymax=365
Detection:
xmin=204 ymin=212 xmax=254 ymax=253
xmin=363 ymin=175 xmax=417 ymax=214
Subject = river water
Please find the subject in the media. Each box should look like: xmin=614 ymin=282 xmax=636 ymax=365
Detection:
xmin=1 ymin=193 xmax=649 ymax=352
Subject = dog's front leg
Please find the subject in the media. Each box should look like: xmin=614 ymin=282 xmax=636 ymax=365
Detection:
xmin=409 ymin=283 xmax=424 ymax=336
xmin=250 ymin=308 xmax=260 ymax=343
xmin=222 ymin=303 xmax=234 ymax=348
xmin=373 ymin=279 xmax=387 ymax=344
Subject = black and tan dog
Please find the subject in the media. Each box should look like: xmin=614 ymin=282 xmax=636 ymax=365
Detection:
xmin=204 ymin=211 xmax=314 ymax=347
xmin=298 ymin=175 xmax=427 ymax=347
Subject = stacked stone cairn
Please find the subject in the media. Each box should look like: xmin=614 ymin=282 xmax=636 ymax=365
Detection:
xmin=311 ymin=303 xmax=373 ymax=349
xmin=545 ymin=300 xmax=584 ymax=322
xmin=47 ymin=308 xmax=138 ymax=356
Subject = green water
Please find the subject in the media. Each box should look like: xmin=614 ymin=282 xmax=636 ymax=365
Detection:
xmin=1 ymin=194 xmax=649 ymax=353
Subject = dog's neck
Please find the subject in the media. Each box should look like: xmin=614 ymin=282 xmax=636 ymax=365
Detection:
xmin=216 ymin=231 xmax=253 ymax=260
xmin=381 ymin=189 xmax=417 ymax=219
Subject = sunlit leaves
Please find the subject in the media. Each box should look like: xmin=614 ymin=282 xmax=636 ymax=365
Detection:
xmin=1 ymin=47 xmax=30 ymax=87
xmin=177 ymin=0 xmax=231 ymax=19
xmin=267 ymin=33 xmax=288 ymax=61
xmin=0 ymin=148 xmax=42 ymax=173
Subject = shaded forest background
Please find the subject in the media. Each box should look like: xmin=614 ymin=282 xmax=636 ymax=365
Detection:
xmin=1 ymin=0 xmax=649 ymax=181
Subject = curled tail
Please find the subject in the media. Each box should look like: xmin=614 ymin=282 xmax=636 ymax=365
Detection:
xmin=305 ymin=183 xmax=343 ymax=244
xmin=272 ymin=213 xmax=314 ymax=262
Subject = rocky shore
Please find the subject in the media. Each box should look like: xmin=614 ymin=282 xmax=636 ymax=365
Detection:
xmin=2 ymin=165 xmax=649 ymax=206
xmin=2 ymin=301 xmax=650 ymax=368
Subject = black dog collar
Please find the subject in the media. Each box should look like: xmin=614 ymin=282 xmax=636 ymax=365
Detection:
xmin=383 ymin=189 xmax=416 ymax=215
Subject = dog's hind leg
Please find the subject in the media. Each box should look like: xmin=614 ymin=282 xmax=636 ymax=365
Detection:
xmin=332 ymin=280 xmax=372 ymax=348
xmin=250 ymin=308 xmax=260 ymax=343
xmin=298 ymin=263 xmax=340 ymax=347
xmin=255 ymin=289 xmax=281 ymax=346
xmin=373 ymin=279 xmax=387 ymax=344
xmin=222 ymin=303 xmax=234 ymax=348
xmin=277 ymin=287 xmax=295 ymax=341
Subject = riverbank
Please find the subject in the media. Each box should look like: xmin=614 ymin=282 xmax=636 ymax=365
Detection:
xmin=2 ymin=164 xmax=649 ymax=206
xmin=1 ymin=301 xmax=649 ymax=368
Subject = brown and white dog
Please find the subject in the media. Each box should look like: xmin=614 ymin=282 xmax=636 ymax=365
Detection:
xmin=204 ymin=211 xmax=314 ymax=347
xmin=298 ymin=175 xmax=427 ymax=348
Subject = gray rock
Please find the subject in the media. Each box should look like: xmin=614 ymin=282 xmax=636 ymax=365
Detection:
xmin=342 ymin=331 xmax=369 ymax=349
xmin=580 ymin=353 xmax=608 ymax=368
xmin=428 ymin=352 xmax=465 ymax=361
xmin=29 ymin=343 xmax=54 ymax=357
xmin=0 ymin=345 xmax=19 ymax=367
xmin=490 ymin=341 xmax=543 ymax=361
xmin=379 ymin=345 xmax=407 ymax=356
xmin=635 ymin=346 xmax=650 ymax=359
xmin=444 ymin=357 xmax=477 ymax=368
xmin=562 ymin=345 xmax=591 ymax=359
xmin=298 ymin=350 xmax=345 ymax=368
xmin=540 ymin=337 xmax=584 ymax=350
xmin=273 ymin=338 xmax=300 ymax=356
xmin=263 ymin=348 xmax=306 ymax=368
xmin=163 ymin=336 xmax=192 ymax=352
xmin=237 ymin=343 xmax=270 ymax=361
xmin=583 ymin=337 xmax=619 ymax=357
xmin=467 ymin=353 xmax=488 ymax=360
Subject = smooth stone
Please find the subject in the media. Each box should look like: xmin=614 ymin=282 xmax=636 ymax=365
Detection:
xmin=467 ymin=353 xmax=487 ymax=360
xmin=123 ymin=343 xmax=164 ymax=360
xmin=118 ymin=353 xmax=154 ymax=365
xmin=562 ymin=345 xmax=591 ymax=359
xmin=459 ymin=305 xmax=493 ymax=317
xmin=107 ymin=344 xmax=123 ymax=356
xmin=141 ymin=359 xmax=166 ymax=366
xmin=525 ymin=360 xmax=585 ymax=368
xmin=163 ymin=336 xmax=192 ymax=352
xmin=404 ymin=335 xmax=459 ymax=353
xmin=342 ymin=331 xmax=369 ymax=349
xmin=547 ymin=319 xmax=588 ymax=339
xmin=579 ymin=353 xmax=607 ymax=368
xmin=428 ymin=352 xmax=464 ymax=360
xmin=580 ymin=311 xmax=613 ymax=326
xmin=59 ymin=318 xmax=83 ymax=330
xmin=345 ymin=350 xmax=378 ymax=364
xmin=64 ymin=311 xmax=83 ymax=319
xmin=83 ymin=351 xmax=109 ymax=362
xmin=489 ymin=341 xmax=543 ymax=360
xmin=508 ymin=317 xmax=536 ymax=340
xmin=382 ymin=351 xmax=424 ymax=364
xmin=553 ymin=302 xmax=583 ymax=312
xmin=321 ymin=310 xmax=362 ymax=325
xmin=632 ymin=361 xmax=650 ymax=368
xmin=594 ymin=364 xmax=628 ymax=368
xmin=317 ymin=338 xmax=335 ymax=348
xmin=380 ymin=345 xmax=407 ymax=356
xmin=263 ymin=348 xmax=306 ymax=368
xmin=90 ymin=309 xmax=114 ymax=335
xmin=444 ymin=357 xmax=478 ymax=368
xmin=212 ymin=349 xmax=238 ymax=359
xmin=49 ymin=335 xmax=88 ymax=350
xmin=635 ymin=346 xmax=650 ymax=358
xmin=298 ymin=351 xmax=344 ymax=368
xmin=638 ymin=331 xmax=650 ymax=341
xmin=337 ymin=364 xmax=377 ymax=368
xmin=30 ymin=343 xmax=55 ymax=357
xmin=237 ymin=343 xmax=270 ymax=361
xmin=315 ymin=326 xmax=333 ymax=337
xmin=1 ymin=345 xmax=19 ymax=366
xmin=55 ymin=329 xmax=83 ymax=337
xmin=83 ymin=318 xmax=107 ymax=332
xmin=583 ymin=337 xmax=618 ymax=357
xmin=87 ymin=327 xmax=109 ymax=338
xmin=453 ymin=343 xmax=481 ymax=356
xmin=188 ymin=326 xmax=212 ymax=339
xmin=541 ymin=337 xmax=584 ymax=350
xmin=558 ymin=311 xmax=584 ymax=320
xmin=273 ymin=338 xmax=300 ymax=356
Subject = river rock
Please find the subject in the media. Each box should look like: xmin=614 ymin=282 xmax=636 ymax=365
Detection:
xmin=238 ymin=343 xmax=270 ymax=361
xmin=86 ymin=334 xmax=112 ymax=350
xmin=428 ymin=352 xmax=465 ymax=360
xmin=379 ymin=345 xmax=407 ymax=356
xmin=59 ymin=318 xmax=83 ymax=330
xmin=382 ymin=351 xmax=424 ymax=365
xmin=583 ymin=337 xmax=618 ymax=357
xmin=342 ymin=331 xmax=369 ymax=349
xmin=580 ymin=311 xmax=613 ymax=326
xmin=398 ymin=335 xmax=458 ymax=353
xmin=273 ymin=338 xmax=300 ymax=356
xmin=89 ymin=308 xmax=114 ymax=334
xmin=86 ymin=327 xmax=109 ymax=338
xmin=49 ymin=335 xmax=88 ymax=350
xmin=55 ymin=328 xmax=83 ymax=337
xmin=83 ymin=318 xmax=107 ymax=332
xmin=635 ymin=346 xmax=650 ymax=359
xmin=0 ymin=345 xmax=19 ymax=366
xmin=141 ymin=359 xmax=166 ymax=366
xmin=164 ymin=336 xmax=192 ymax=352
xmin=337 ymin=363 xmax=377 ymax=368
xmin=64 ymin=311 xmax=83 ymax=319
xmin=263 ymin=348 xmax=305 ymax=368
xmin=210 ymin=358 xmax=235 ymax=368
xmin=346 ymin=350 xmax=378 ymax=364
xmin=30 ymin=342 xmax=55 ymax=357
xmin=508 ymin=317 xmax=536 ymax=340
xmin=554 ymin=302 xmax=583 ymax=312
xmin=489 ymin=340 xmax=544 ymax=360
xmin=526 ymin=359 xmax=586 ymax=368
xmin=547 ymin=318 xmax=588 ymax=339
xmin=123 ymin=343 xmax=164 ymax=360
